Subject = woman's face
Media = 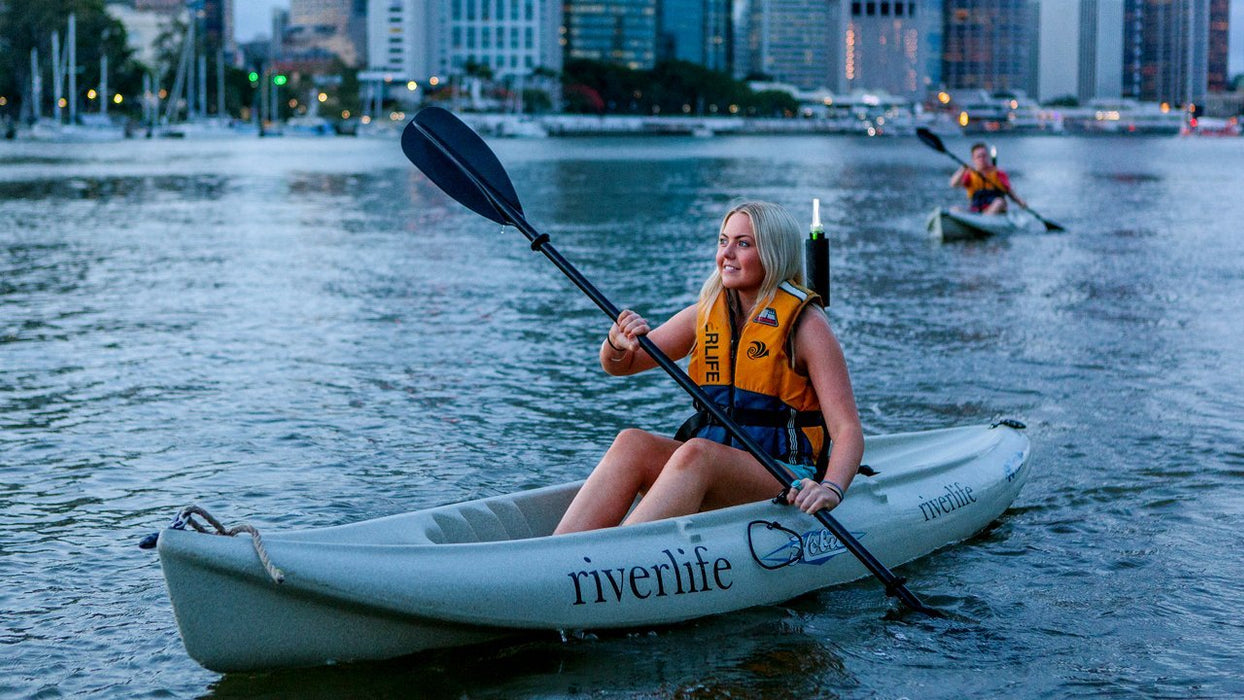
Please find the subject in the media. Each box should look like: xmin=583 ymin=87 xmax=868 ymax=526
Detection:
xmin=717 ymin=212 xmax=764 ymax=292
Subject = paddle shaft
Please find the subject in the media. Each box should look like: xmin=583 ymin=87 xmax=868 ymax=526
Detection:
xmin=414 ymin=120 xmax=936 ymax=615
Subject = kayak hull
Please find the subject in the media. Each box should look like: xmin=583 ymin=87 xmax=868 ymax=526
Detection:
xmin=157 ymin=423 xmax=1031 ymax=672
xmin=927 ymin=206 xmax=1018 ymax=241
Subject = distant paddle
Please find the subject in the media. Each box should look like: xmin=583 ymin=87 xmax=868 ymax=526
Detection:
xmin=916 ymin=127 xmax=1065 ymax=232
xmin=402 ymin=106 xmax=940 ymax=617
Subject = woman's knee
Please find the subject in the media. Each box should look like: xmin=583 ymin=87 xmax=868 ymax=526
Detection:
xmin=609 ymin=428 xmax=659 ymax=456
xmin=667 ymin=438 xmax=718 ymax=471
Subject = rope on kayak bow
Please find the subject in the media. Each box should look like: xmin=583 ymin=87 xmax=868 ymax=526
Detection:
xmin=172 ymin=505 xmax=285 ymax=584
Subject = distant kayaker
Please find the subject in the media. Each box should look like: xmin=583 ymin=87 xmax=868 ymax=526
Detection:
xmin=950 ymin=142 xmax=1026 ymax=215
xmin=554 ymin=201 xmax=863 ymax=535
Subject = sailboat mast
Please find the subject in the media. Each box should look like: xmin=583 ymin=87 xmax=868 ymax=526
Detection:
xmin=52 ymin=31 xmax=62 ymax=122
xmin=101 ymin=55 xmax=109 ymax=116
xmin=30 ymin=48 xmax=43 ymax=122
xmin=164 ymin=15 xmax=191 ymax=124
xmin=68 ymin=14 xmax=77 ymax=123
xmin=216 ymin=50 xmax=225 ymax=119
xmin=186 ymin=17 xmax=196 ymax=120
xmin=198 ymin=54 xmax=207 ymax=118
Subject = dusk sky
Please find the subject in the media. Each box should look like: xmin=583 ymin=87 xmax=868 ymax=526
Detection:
xmin=234 ymin=1 xmax=1243 ymax=77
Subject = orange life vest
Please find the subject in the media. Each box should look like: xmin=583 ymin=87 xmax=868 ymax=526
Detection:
xmin=962 ymin=169 xmax=1010 ymax=212
xmin=681 ymin=282 xmax=827 ymax=471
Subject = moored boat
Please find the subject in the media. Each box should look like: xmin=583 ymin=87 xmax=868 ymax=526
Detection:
xmin=155 ymin=422 xmax=1031 ymax=672
xmin=927 ymin=206 xmax=1019 ymax=242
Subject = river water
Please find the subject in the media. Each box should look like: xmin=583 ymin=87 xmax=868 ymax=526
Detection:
xmin=2 ymin=130 xmax=1242 ymax=698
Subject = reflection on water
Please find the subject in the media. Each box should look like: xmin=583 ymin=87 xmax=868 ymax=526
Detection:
xmin=2 ymin=134 xmax=1243 ymax=697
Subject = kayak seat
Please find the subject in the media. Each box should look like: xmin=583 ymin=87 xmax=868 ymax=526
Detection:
xmin=428 ymin=502 xmax=535 ymax=544
xmin=485 ymin=500 xmax=534 ymax=540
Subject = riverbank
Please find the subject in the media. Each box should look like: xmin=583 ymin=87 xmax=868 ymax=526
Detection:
xmin=11 ymin=104 xmax=1232 ymax=143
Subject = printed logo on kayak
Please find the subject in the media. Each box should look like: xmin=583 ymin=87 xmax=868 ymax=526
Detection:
xmin=567 ymin=546 xmax=733 ymax=606
xmin=917 ymin=481 xmax=978 ymax=522
xmin=749 ymin=522 xmax=856 ymax=568
xmin=753 ymin=307 xmax=779 ymax=327
xmin=745 ymin=341 xmax=769 ymax=360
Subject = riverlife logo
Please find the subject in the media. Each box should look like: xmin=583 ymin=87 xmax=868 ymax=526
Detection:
xmin=917 ymin=481 xmax=977 ymax=522
xmin=567 ymin=546 xmax=733 ymax=606
xmin=1003 ymin=450 xmax=1025 ymax=482
xmin=746 ymin=340 xmax=769 ymax=359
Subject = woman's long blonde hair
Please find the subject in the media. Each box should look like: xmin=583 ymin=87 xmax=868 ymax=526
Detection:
xmin=696 ymin=200 xmax=805 ymax=320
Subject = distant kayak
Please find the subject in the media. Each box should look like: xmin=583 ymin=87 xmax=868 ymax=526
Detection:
xmin=156 ymin=422 xmax=1030 ymax=672
xmin=927 ymin=207 xmax=1023 ymax=242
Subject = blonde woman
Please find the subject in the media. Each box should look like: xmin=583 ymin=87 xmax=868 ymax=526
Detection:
xmin=555 ymin=201 xmax=863 ymax=534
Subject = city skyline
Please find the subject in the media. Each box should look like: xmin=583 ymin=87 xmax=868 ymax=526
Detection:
xmin=235 ymin=0 xmax=1244 ymax=77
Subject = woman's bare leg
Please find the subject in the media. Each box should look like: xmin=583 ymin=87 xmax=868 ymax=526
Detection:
xmin=554 ymin=429 xmax=680 ymax=534
xmin=621 ymin=438 xmax=778 ymax=526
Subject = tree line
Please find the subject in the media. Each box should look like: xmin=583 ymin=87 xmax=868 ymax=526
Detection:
xmin=560 ymin=59 xmax=799 ymax=118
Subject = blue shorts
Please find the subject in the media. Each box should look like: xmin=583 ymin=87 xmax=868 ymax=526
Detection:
xmin=783 ymin=461 xmax=818 ymax=482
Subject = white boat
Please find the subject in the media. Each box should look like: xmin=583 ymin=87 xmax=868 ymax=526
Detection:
xmin=285 ymin=115 xmax=336 ymax=137
xmin=28 ymin=116 xmax=125 ymax=142
xmin=156 ymin=422 xmax=1031 ymax=672
xmin=927 ymin=206 xmax=1021 ymax=242
xmin=497 ymin=115 xmax=549 ymax=138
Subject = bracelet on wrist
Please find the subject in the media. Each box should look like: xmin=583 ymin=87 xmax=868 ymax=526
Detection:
xmin=820 ymin=479 xmax=845 ymax=502
xmin=606 ymin=335 xmax=623 ymax=352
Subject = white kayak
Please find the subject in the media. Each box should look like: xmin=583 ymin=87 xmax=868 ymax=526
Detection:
xmin=927 ymin=206 xmax=1020 ymax=241
xmin=156 ymin=422 xmax=1031 ymax=672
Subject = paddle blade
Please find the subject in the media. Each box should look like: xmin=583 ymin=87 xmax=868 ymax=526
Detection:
xmin=916 ymin=127 xmax=946 ymax=153
xmin=400 ymin=106 xmax=523 ymax=225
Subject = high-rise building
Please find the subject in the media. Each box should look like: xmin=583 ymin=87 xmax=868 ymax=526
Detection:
xmin=1206 ymin=0 xmax=1228 ymax=92
xmin=364 ymin=0 xmax=562 ymax=84
xmin=658 ymin=0 xmax=731 ymax=72
xmin=1076 ymin=0 xmax=1123 ymax=102
xmin=941 ymin=0 xmax=1033 ymax=92
xmin=923 ymin=0 xmax=943 ymax=89
xmin=742 ymin=0 xmax=835 ymax=89
xmin=740 ymin=0 xmax=942 ymax=96
xmin=842 ymin=0 xmax=928 ymax=96
xmin=287 ymin=0 xmax=364 ymax=66
xmin=1035 ymin=0 xmax=1123 ymax=103
xmin=1123 ymin=0 xmax=1209 ymax=105
xmin=564 ymin=0 xmax=659 ymax=70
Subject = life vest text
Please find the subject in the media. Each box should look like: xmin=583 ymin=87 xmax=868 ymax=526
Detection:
xmin=702 ymin=328 xmax=721 ymax=383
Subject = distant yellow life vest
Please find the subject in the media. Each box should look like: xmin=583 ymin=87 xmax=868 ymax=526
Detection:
xmin=682 ymin=282 xmax=827 ymax=470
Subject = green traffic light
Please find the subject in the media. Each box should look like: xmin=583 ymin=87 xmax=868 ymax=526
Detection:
xmin=248 ymin=71 xmax=259 ymax=83
xmin=273 ymin=75 xmax=287 ymax=86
